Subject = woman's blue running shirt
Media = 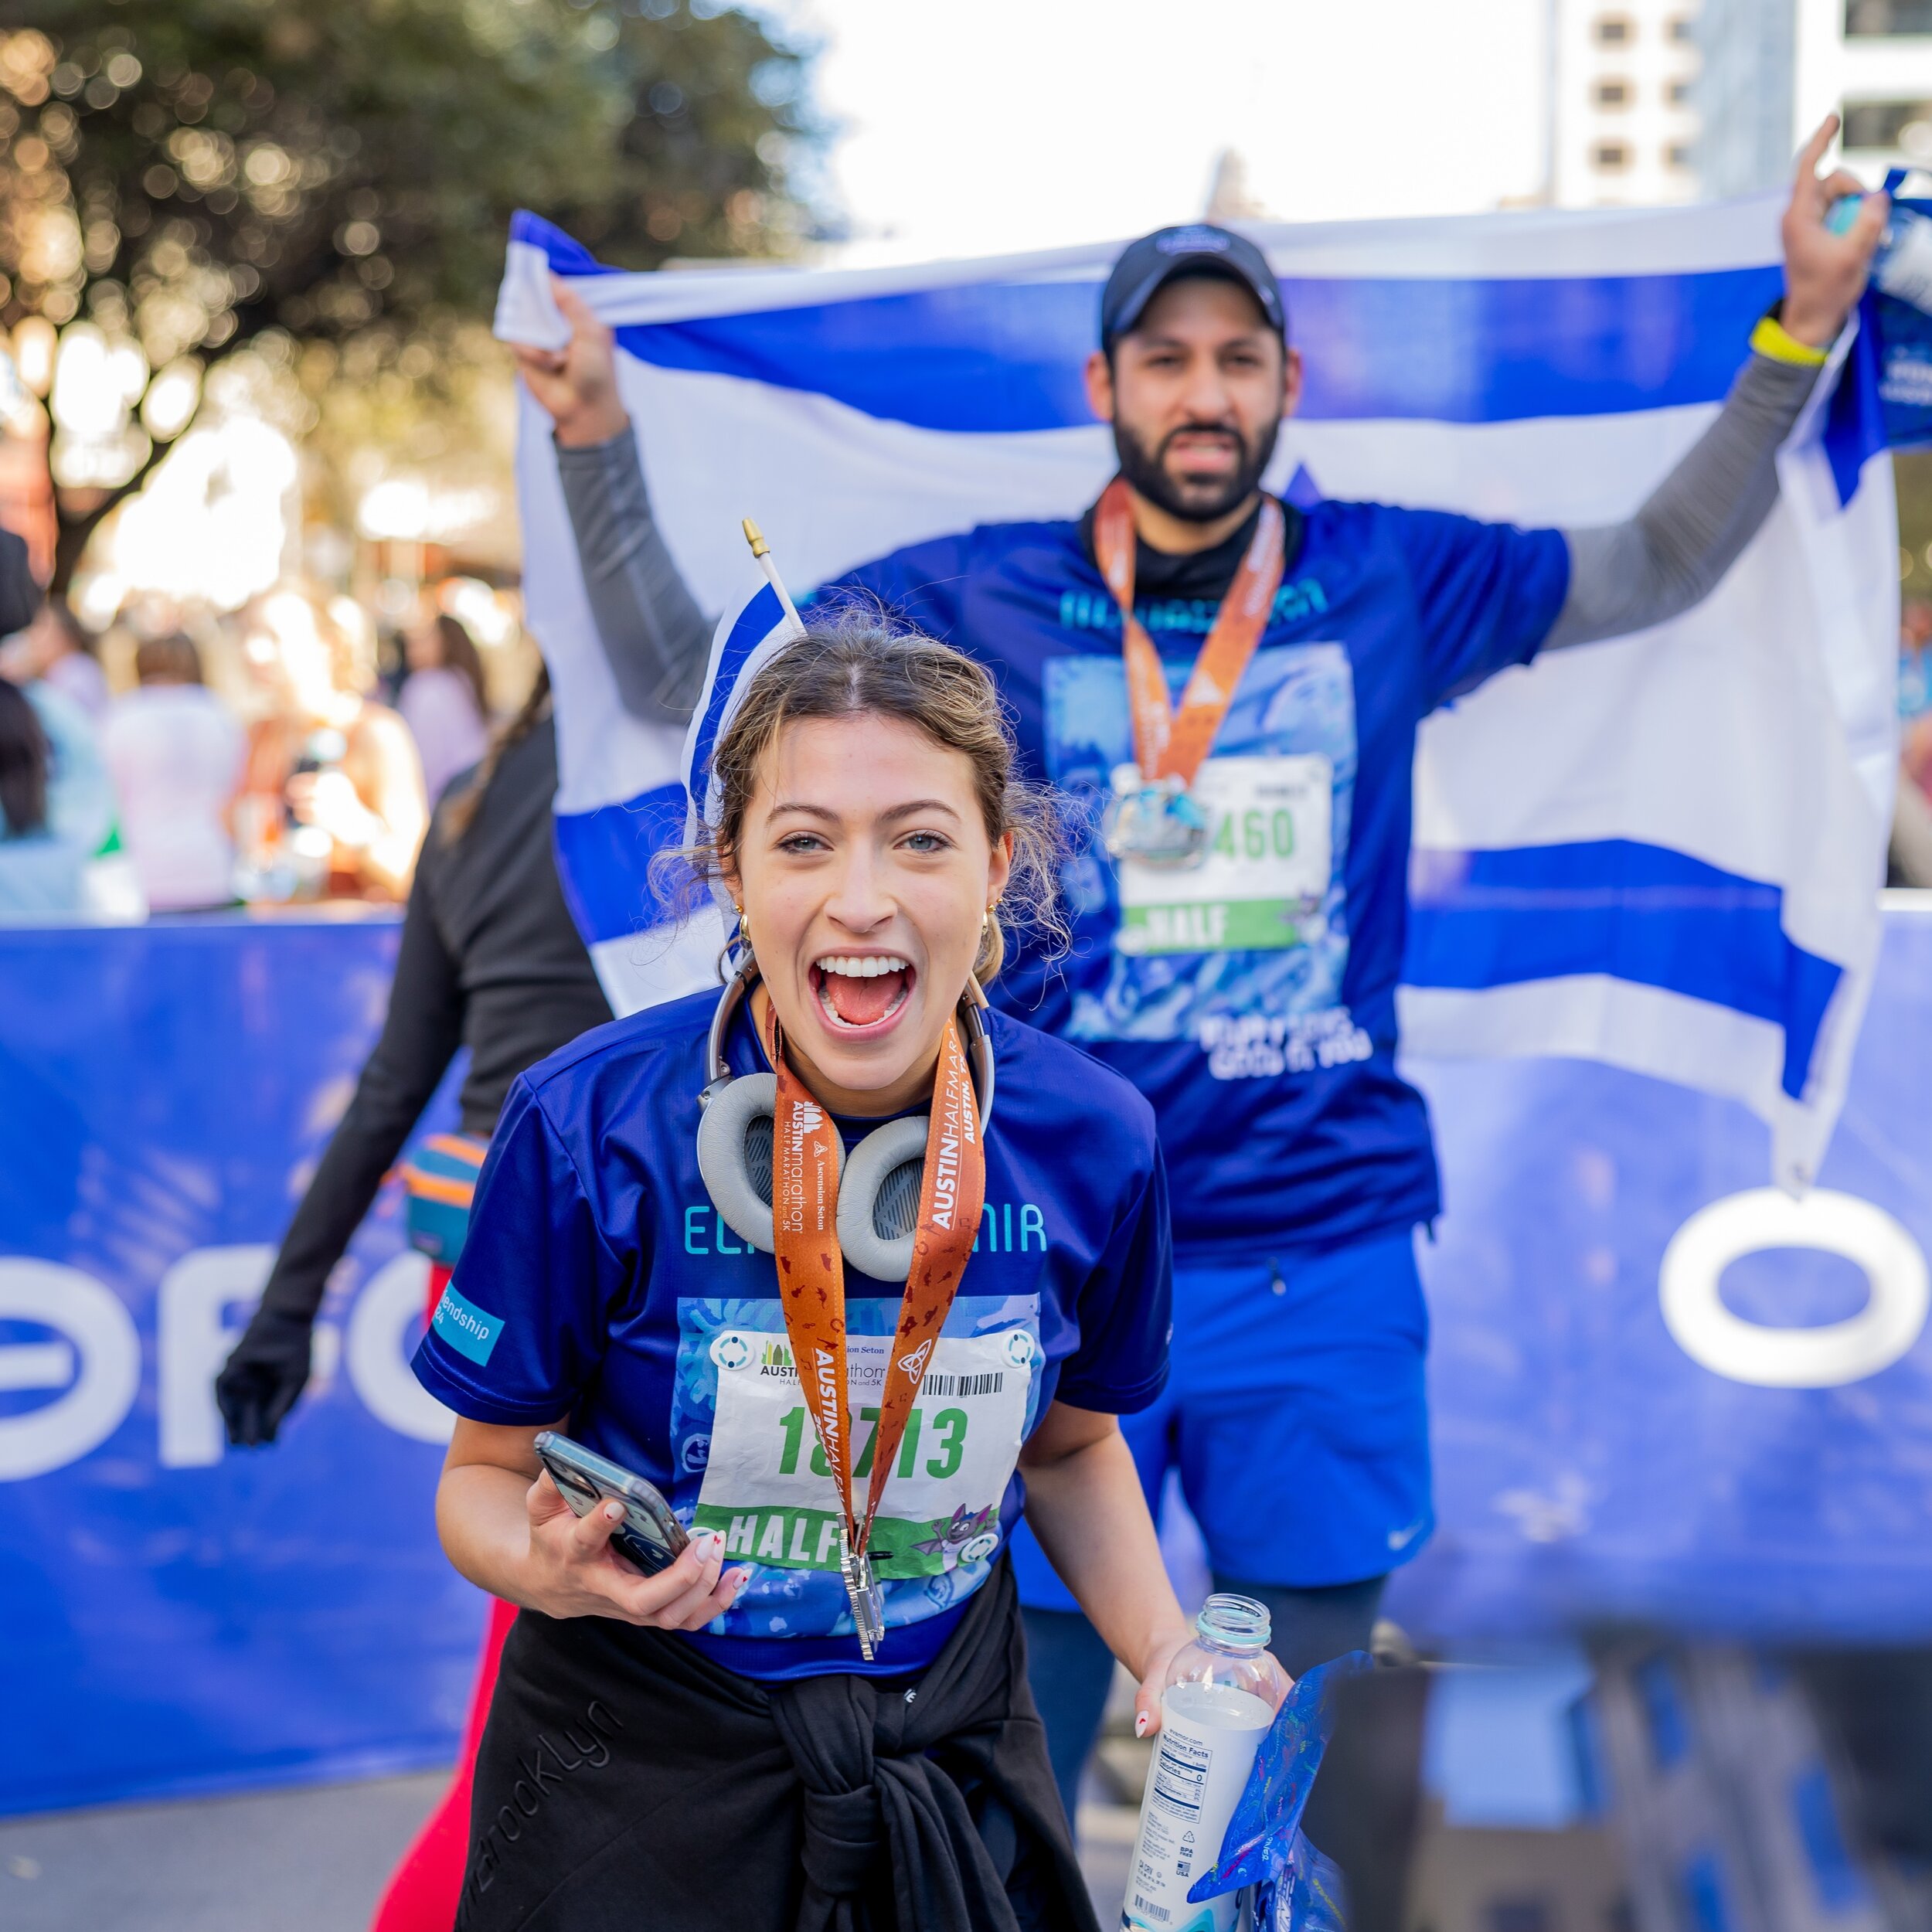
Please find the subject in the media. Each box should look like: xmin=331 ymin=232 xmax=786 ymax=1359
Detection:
xmin=413 ymin=992 xmax=1172 ymax=1682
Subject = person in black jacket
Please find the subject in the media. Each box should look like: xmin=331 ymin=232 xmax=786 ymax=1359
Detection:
xmin=216 ymin=672 xmax=615 ymax=1446
xmin=213 ymin=673 xmax=617 ymax=1932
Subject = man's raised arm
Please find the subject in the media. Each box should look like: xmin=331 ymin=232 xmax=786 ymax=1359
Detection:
xmin=1546 ymin=115 xmax=1887 ymax=652
xmin=512 ymin=284 xmax=713 ymax=722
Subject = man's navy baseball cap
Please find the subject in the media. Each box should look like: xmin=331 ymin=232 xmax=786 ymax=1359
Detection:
xmin=1100 ymin=223 xmax=1287 ymax=352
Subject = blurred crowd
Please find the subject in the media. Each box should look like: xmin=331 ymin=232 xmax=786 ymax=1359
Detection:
xmin=9 ymin=573 xmax=1930 ymax=917
xmin=0 ymin=568 xmax=528 ymax=918
xmin=1895 ymin=595 xmax=1932 ymax=887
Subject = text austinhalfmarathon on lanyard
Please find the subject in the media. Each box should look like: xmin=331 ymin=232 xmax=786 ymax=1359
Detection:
xmin=1094 ymin=474 xmax=1287 ymax=867
xmin=764 ymin=1003 xmax=986 ymax=1658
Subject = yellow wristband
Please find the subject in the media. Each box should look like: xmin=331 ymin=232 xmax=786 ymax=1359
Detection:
xmin=1750 ymin=313 xmax=1830 ymax=367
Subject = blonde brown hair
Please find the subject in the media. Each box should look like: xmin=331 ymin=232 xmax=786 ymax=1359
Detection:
xmin=662 ymin=613 xmax=1065 ymax=981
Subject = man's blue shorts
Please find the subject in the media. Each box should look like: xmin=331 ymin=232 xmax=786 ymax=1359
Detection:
xmin=1012 ymin=1230 xmax=1433 ymax=1609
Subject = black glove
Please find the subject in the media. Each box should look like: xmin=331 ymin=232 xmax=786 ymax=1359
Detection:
xmin=216 ymin=1305 xmax=318 ymax=1447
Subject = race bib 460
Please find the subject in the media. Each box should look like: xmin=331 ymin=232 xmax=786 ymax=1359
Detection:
xmin=1115 ymin=753 xmax=1333 ymax=955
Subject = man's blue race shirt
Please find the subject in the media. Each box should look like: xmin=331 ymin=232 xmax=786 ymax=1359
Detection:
xmin=412 ymin=990 xmax=1172 ymax=1682
xmin=818 ymin=502 xmax=1570 ymax=1259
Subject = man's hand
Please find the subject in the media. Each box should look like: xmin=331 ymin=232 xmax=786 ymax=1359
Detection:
xmin=511 ymin=277 xmax=629 ymax=447
xmin=1781 ymin=114 xmax=1888 ymax=348
xmin=287 ymin=768 xmax=379 ymax=849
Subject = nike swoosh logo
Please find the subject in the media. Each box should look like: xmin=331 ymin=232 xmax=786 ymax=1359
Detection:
xmin=1386 ymin=1518 xmax=1426 ymax=1551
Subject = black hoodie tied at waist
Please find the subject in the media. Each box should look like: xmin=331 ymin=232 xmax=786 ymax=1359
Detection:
xmin=457 ymin=1557 xmax=1098 ymax=1932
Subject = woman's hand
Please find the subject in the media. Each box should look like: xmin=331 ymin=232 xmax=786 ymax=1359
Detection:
xmin=512 ymin=277 xmax=630 ymax=449
xmin=436 ymin=1419 xmax=747 ymax=1626
xmin=1130 ymin=1627 xmax=1294 ymax=1739
xmin=1131 ymin=1622 xmax=1195 ymax=1739
xmin=520 ymin=1470 xmax=750 ymax=1628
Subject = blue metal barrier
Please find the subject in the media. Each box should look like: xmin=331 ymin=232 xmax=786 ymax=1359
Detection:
xmin=2 ymin=906 xmax=1930 ymax=1816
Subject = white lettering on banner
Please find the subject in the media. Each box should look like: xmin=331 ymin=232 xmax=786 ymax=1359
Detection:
xmin=0 ymin=1246 xmax=449 ymax=1479
xmin=0 ymin=1260 xmax=141 ymax=1480
xmin=158 ymin=1244 xmax=275 ymax=1468
xmin=346 ymin=1252 xmax=456 ymax=1444
xmin=1660 ymin=1189 xmax=1930 ymax=1388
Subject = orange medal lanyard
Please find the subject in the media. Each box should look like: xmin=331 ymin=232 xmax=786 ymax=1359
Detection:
xmin=1092 ymin=474 xmax=1288 ymax=786
xmin=764 ymin=1001 xmax=986 ymax=1658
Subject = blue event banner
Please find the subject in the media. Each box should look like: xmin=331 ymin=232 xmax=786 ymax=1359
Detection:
xmin=3 ymin=908 xmax=1932 ymax=1816
xmin=0 ymin=915 xmax=481 ymax=1818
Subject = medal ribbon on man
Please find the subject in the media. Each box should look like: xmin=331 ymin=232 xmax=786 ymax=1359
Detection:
xmin=764 ymin=1005 xmax=985 ymax=1658
xmin=1093 ymin=474 xmax=1287 ymax=789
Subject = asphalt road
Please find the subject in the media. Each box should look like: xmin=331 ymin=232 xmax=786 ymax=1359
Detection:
xmin=0 ymin=1771 xmax=1135 ymax=1930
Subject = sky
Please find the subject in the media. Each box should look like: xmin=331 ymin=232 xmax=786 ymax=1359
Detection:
xmin=767 ymin=0 xmax=1553 ymax=265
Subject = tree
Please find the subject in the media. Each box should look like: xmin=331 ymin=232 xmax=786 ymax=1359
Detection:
xmin=0 ymin=0 xmax=816 ymax=587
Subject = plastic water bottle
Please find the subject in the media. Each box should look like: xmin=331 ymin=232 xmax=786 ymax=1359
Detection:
xmin=1121 ymin=1595 xmax=1291 ymax=1932
xmin=1828 ymin=195 xmax=1932 ymax=314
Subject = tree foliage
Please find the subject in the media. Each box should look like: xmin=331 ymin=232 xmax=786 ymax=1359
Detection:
xmin=0 ymin=0 xmax=815 ymax=583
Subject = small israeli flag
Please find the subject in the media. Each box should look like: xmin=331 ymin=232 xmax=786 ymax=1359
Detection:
xmin=539 ymin=530 xmax=805 ymax=1011
xmin=682 ymin=526 xmax=809 ymax=849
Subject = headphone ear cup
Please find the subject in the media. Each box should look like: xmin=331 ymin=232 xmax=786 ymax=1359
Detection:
xmin=697 ymin=1073 xmax=791 ymax=1254
xmin=836 ymin=1114 xmax=933 ymax=1283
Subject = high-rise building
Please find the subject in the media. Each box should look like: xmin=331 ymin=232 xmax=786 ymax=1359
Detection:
xmin=1797 ymin=0 xmax=1932 ymax=182
xmin=1694 ymin=0 xmax=1800 ymax=195
xmin=1549 ymin=0 xmax=1705 ymax=206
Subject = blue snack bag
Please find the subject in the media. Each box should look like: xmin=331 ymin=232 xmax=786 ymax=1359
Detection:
xmin=1828 ymin=176 xmax=1932 ymax=449
xmin=1185 ymin=1651 xmax=1373 ymax=1930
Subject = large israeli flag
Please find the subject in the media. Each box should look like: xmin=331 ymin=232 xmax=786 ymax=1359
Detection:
xmin=498 ymin=199 xmax=1898 ymax=1189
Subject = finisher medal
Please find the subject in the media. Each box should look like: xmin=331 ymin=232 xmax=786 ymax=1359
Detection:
xmin=839 ymin=1533 xmax=886 ymax=1660
xmin=1102 ymin=765 xmax=1211 ymax=869
xmin=1090 ymin=475 xmax=1288 ymax=869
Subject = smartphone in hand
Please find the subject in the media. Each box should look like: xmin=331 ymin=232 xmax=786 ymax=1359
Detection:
xmin=534 ymin=1431 xmax=691 ymax=1577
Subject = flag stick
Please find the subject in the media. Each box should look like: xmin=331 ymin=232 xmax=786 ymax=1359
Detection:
xmin=742 ymin=518 xmax=807 ymax=638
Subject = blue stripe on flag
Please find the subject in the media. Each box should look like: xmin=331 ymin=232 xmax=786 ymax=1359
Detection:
xmin=685 ymin=581 xmax=785 ymax=800
xmin=1404 ymin=839 xmax=1841 ymax=1100
xmin=553 ymin=783 xmax=693 ymax=945
xmin=596 ymin=267 xmax=1781 ymax=433
xmin=510 ymin=209 xmax=620 ymax=278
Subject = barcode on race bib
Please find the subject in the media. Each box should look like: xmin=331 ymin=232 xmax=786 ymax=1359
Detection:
xmin=920 ymin=1370 xmax=1003 ymax=1397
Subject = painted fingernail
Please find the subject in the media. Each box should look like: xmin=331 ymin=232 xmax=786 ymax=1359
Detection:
xmin=727 ymin=1567 xmax=752 ymax=1590
xmin=604 ymin=1502 xmax=622 ymax=1522
xmin=1134 ymin=1713 xmax=1149 ymax=1738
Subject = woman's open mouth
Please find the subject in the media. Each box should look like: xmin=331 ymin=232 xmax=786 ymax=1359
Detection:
xmin=811 ymin=954 xmax=914 ymax=1033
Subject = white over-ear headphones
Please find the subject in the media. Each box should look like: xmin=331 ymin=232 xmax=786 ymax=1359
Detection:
xmin=695 ymin=961 xmax=996 ymax=1283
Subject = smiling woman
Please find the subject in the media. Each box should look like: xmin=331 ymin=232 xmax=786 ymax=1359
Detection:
xmin=410 ymin=617 xmax=1211 ymax=1930
xmin=682 ymin=614 xmax=1064 ymax=1114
